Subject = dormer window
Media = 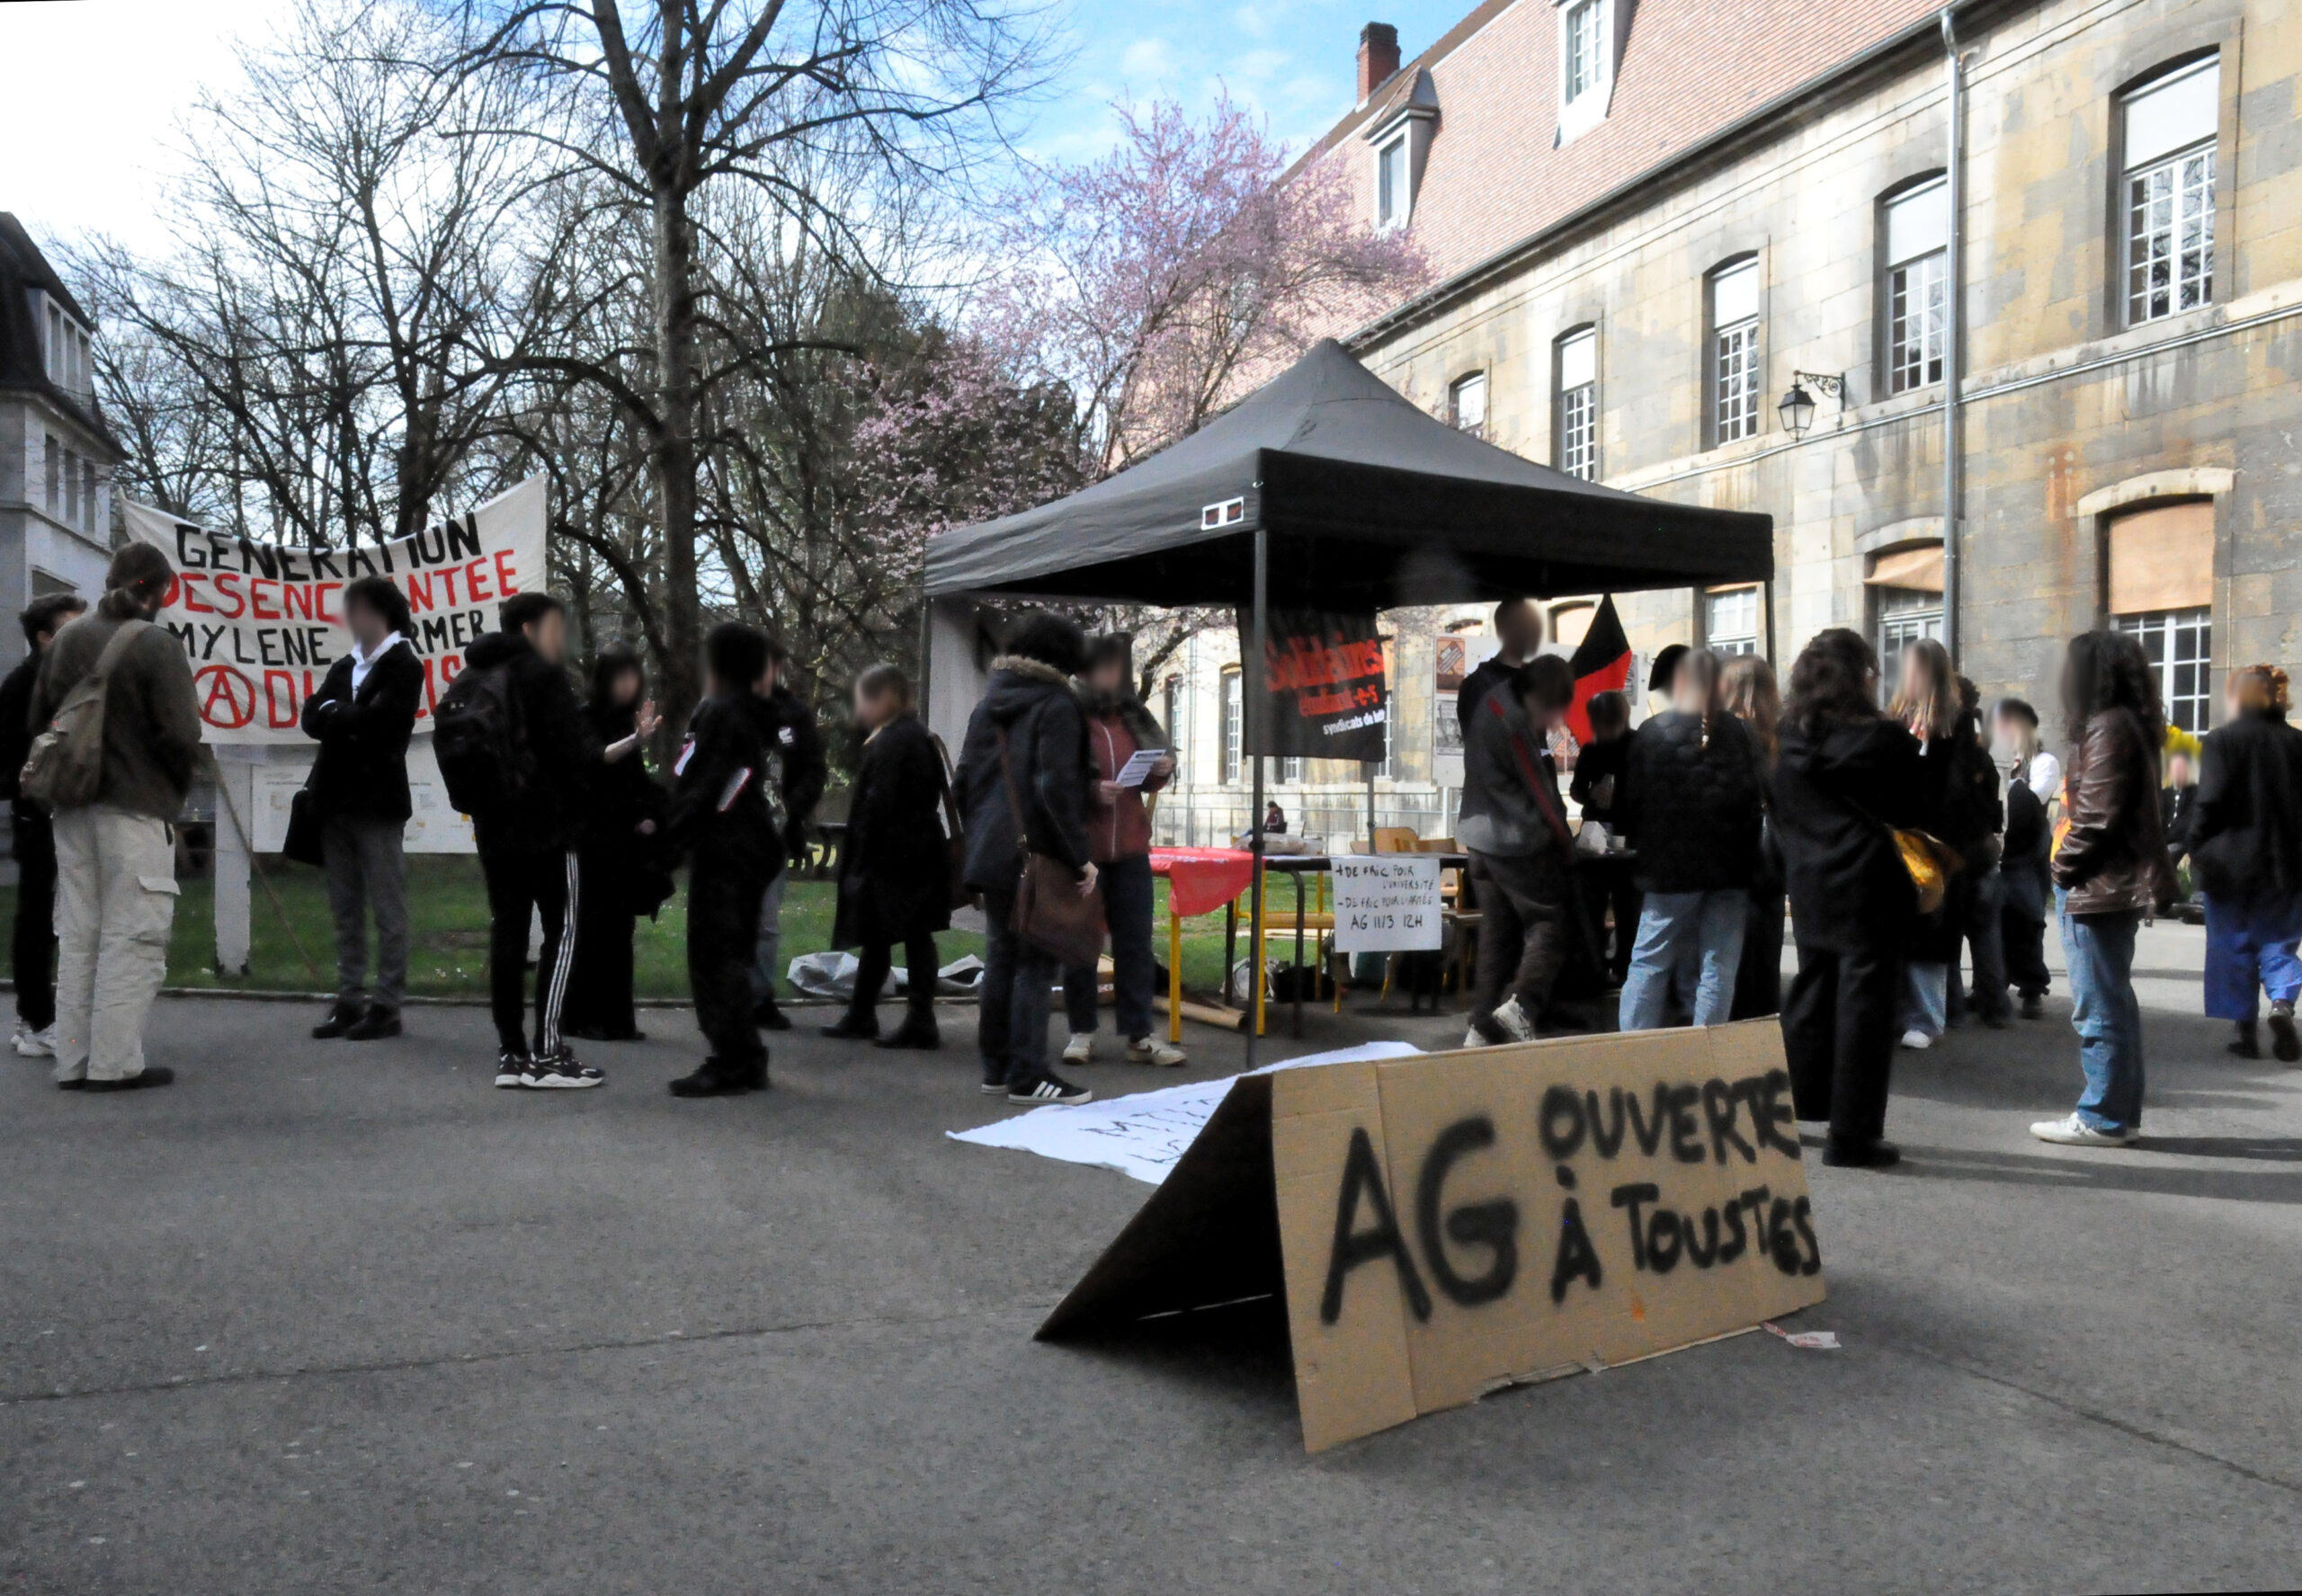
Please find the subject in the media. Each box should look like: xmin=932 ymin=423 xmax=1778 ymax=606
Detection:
xmin=1363 ymin=67 xmax=1439 ymax=233
xmin=35 ymin=293 xmax=94 ymax=402
xmin=1557 ymin=0 xmax=1617 ymax=142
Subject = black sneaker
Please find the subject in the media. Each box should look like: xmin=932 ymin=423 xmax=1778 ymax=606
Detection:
xmin=521 ymin=1049 xmax=604 ymax=1090
xmin=668 ymin=1058 xmax=751 ymax=1097
xmin=820 ymin=1012 xmax=879 ymax=1040
xmin=753 ymin=999 xmax=793 ymax=1032
xmin=83 ymin=1067 xmax=175 ymax=1092
xmin=2271 ymin=1003 xmax=2300 ymax=1064
xmin=2019 ymin=994 xmax=2043 ymax=1020
xmin=345 ymin=1004 xmax=401 ymax=1041
xmin=1006 ymin=1072 xmax=1091 ymax=1106
xmin=494 ymin=1048 xmax=531 ymax=1088
xmin=311 ymin=1002 xmax=361 ymax=1039
xmin=875 ymin=1015 xmax=941 ymax=1051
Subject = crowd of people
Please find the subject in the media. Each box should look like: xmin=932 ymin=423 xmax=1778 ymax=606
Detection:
xmin=7 ymin=546 xmax=2294 ymax=1155
xmin=1450 ymin=594 xmax=2295 ymax=1168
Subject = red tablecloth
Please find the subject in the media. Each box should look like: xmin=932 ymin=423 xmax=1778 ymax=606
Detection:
xmin=1149 ymin=847 xmax=1256 ymax=919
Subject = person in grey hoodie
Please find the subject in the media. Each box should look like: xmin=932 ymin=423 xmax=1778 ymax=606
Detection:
xmin=1458 ymin=654 xmax=1577 ymax=1046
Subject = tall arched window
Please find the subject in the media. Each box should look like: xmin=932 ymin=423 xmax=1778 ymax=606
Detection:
xmin=1707 ymin=257 xmax=1762 ymax=445
xmin=1554 ymin=326 xmax=1599 ymax=480
xmin=2121 ymin=56 xmax=2219 ymax=324
xmin=1881 ymin=177 xmax=1948 ymax=394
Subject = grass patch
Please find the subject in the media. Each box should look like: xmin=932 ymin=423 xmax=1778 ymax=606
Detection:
xmin=0 ymin=857 xmax=1329 ymax=1000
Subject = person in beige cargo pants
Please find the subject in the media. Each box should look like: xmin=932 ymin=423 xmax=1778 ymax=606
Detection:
xmin=30 ymin=545 xmax=202 ymax=1091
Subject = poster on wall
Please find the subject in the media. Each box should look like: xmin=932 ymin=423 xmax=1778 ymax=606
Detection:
xmin=1432 ymin=630 xmax=1498 ymax=788
xmin=123 ymin=476 xmax=549 ymax=745
xmin=1237 ymin=609 xmax=1387 ymax=763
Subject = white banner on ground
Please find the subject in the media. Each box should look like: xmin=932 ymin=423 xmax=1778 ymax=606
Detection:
xmin=1330 ymin=853 xmax=1443 ymax=953
xmin=947 ymin=1040 xmax=1423 ymax=1185
xmin=123 ymin=477 xmax=549 ymax=745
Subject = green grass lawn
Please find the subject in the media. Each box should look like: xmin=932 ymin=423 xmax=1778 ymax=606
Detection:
xmin=0 ymin=857 xmax=1328 ymax=1000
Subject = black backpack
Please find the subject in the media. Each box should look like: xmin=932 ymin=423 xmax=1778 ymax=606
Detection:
xmin=433 ymin=659 xmax=531 ymax=816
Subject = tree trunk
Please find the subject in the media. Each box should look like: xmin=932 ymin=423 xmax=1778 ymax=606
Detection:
xmin=651 ymin=180 xmax=703 ymax=729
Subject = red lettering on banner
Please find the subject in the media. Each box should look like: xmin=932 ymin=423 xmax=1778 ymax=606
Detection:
xmin=263 ymin=670 xmax=299 ymax=729
xmin=466 ymin=557 xmax=494 ymax=604
xmin=316 ymin=583 xmax=343 ymax=626
xmin=284 ymin=584 xmax=314 ymax=620
xmin=495 ymin=550 xmax=519 ymax=596
xmin=405 ymin=572 xmax=434 ymax=614
xmin=213 ymin=572 xmax=245 ymax=620
xmin=180 ymin=575 xmax=216 ymax=616
xmin=196 ymin=664 xmax=256 ymax=729
xmin=436 ymin=566 xmax=461 ymax=607
xmin=249 ymin=579 xmax=281 ymax=621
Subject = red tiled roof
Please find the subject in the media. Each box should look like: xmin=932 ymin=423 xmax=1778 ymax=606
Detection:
xmin=1303 ymin=0 xmax=1949 ymax=305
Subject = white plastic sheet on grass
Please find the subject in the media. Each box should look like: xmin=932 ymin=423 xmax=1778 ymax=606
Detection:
xmin=948 ymin=1040 xmax=1423 ymax=1185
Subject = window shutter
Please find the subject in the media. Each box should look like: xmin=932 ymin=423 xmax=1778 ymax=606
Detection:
xmin=2107 ymin=501 xmax=2214 ymax=614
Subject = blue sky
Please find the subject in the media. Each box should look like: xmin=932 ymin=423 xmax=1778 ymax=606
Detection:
xmin=1022 ymin=0 xmax=1471 ymax=164
xmin=0 ymin=0 xmax=1477 ymax=250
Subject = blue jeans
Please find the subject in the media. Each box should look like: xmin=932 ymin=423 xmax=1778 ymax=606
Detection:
xmin=1619 ymin=889 xmax=1747 ymax=1030
xmin=1062 ymin=853 xmax=1156 ymax=1040
xmin=1902 ymin=962 xmax=1948 ymax=1039
xmin=979 ymin=885 xmax=1056 ymax=1087
xmin=2057 ymin=887 xmax=2145 ymax=1133
xmin=2201 ymin=892 xmax=2302 ymax=1023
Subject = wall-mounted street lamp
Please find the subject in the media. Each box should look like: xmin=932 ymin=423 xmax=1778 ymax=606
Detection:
xmin=1777 ymin=370 xmax=1848 ymax=439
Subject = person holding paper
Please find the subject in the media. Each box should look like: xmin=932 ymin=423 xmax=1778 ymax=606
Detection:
xmin=1061 ymin=635 xmax=1183 ymax=1068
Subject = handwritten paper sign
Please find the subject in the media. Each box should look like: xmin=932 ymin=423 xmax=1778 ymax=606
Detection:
xmin=1037 ymin=1021 xmax=1825 ymax=1452
xmin=1332 ymin=854 xmax=1443 ymax=954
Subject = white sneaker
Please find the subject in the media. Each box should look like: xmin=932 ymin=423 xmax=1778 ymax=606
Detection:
xmin=1061 ymin=1033 xmax=1094 ymax=1065
xmin=13 ymin=1023 xmax=55 ymax=1058
xmin=2030 ymin=1113 xmax=2138 ymax=1146
xmin=1899 ymin=1029 xmax=1934 ymax=1051
xmin=1492 ymin=996 xmax=1537 ymax=1043
xmin=1462 ymin=1024 xmax=1486 ymax=1049
xmin=1125 ymin=1036 xmax=1186 ymax=1067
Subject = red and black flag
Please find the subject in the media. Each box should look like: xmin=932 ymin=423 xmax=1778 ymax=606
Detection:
xmin=1564 ymin=594 xmax=1632 ymax=746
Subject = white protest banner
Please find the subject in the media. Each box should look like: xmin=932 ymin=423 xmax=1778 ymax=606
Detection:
xmin=123 ymin=476 xmax=548 ymax=745
xmin=251 ymin=745 xmax=477 ymax=855
xmin=1331 ymin=853 xmax=1443 ymax=954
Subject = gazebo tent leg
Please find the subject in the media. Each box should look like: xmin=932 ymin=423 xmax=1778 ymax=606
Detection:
xmin=1245 ymin=528 xmax=1268 ymax=1072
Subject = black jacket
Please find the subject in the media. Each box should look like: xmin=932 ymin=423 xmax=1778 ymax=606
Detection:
xmin=752 ymin=684 xmax=826 ymax=863
xmin=1923 ymin=713 xmax=2003 ymax=864
xmin=1771 ymin=715 xmax=1928 ymax=952
xmin=1618 ymin=709 xmax=1763 ymax=894
xmin=834 ymin=712 xmax=954 ymax=948
xmin=665 ymin=692 xmax=778 ymax=877
xmin=299 ymin=641 xmax=423 ymax=825
xmin=1455 ymin=655 xmax=1521 ymax=736
xmin=581 ymin=700 xmax=671 ymax=914
xmin=462 ymin=630 xmax=594 ymax=853
xmin=0 ymin=650 xmax=39 ymax=804
xmin=956 ymin=656 xmax=1091 ymax=891
xmin=2190 ymin=709 xmax=2302 ymax=905
xmin=2163 ymin=782 xmax=2199 ymax=860
xmin=1567 ymin=736 xmax=1628 ymax=827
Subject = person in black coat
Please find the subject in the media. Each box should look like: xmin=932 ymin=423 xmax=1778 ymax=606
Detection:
xmin=1721 ymin=655 xmax=1787 ymax=1021
xmin=564 ymin=645 xmax=666 ymax=1043
xmin=300 ymin=575 xmax=424 ymax=1042
xmin=746 ymin=638 xmax=828 ymax=1033
xmin=0 ymin=593 xmax=85 ymax=1057
xmin=1933 ymin=679 xmax=2011 ymax=1030
xmin=2190 ymin=665 xmax=2302 ymax=1059
xmin=1771 ymin=628 xmax=1929 ymax=1169
xmin=822 ymin=664 xmax=953 ymax=1050
xmin=1568 ymin=690 xmax=1638 ymax=987
xmin=664 ymin=625 xmax=783 ymax=1097
xmin=1615 ymin=648 xmax=1763 ymax=1030
xmin=955 ymin=612 xmax=1096 ymax=1105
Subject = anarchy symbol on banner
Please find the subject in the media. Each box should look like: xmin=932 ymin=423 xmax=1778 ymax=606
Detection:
xmin=196 ymin=664 xmax=257 ymax=730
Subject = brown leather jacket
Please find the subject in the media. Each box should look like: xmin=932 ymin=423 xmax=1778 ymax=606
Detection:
xmin=2051 ymin=706 xmax=2173 ymax=915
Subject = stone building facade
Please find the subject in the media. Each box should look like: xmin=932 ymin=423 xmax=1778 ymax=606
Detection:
xmin=1150 ymin=0 xmax=2301 ymax=845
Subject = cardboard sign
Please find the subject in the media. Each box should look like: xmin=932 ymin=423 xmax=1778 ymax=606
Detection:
xmin=1331 ymin=854 xmax=1443 ymax=954
xmin=123 ymin=476 xmax=548 ymax=744
xmin=1039 ymin=1021 xmax=1825 ymax=1452
xmin=1239 ymin=608 xmax=1387 ymax=762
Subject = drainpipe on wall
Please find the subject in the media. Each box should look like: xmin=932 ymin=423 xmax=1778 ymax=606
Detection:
xmin=1941 ymin=7 xmax=1967 ymax=667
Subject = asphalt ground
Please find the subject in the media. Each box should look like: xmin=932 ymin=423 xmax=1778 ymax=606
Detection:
xmin=4 ymin=920 xmax=2298 ymax=1594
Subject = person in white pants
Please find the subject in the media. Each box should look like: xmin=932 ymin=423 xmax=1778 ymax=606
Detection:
xmin=30 ymin=544 xmax=201 ymax=1092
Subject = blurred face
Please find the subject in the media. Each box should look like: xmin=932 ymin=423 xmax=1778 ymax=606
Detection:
xmin=1087 ymin=657 xmax=1126 ymax=696
xmin=2169 ymin=752 xmax=2192 ymax=786
xmin=610 ymin=665 xmax=641 ymax=707
xmin=34 ymin=604 xmax=85 ymax=651
xmin=1897 ymin=649 xmax=1929 ymax=707
xmin=1521 ymin=690 xmax=1566 ymax=731
xmin=758 ymin=656 xmax=781 ymax=696
xmin=1670 ymin=660 xmax=1710 ymax=717
xmin=524 ymin=609 xmax=567 ymax=665
xmin=2225 ymin=681 xmax=2251 ymax=720
xmin=853 ymin=683 xmax=894 ymax=730
xmin=1496 ymin=602 xmax=1543 ymax=660
xmin=344 ymin=593 xmax=388 ymax=650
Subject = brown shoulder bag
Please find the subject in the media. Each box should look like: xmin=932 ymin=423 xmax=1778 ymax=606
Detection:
xmin=995 ymin=727 xmax=1106 ymax=967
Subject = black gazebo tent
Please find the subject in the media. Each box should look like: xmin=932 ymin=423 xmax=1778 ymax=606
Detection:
xmin=925 ymin=339 xmax=1772 ymax=1059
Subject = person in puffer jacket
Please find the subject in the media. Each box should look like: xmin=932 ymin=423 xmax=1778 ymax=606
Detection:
xmin=1616 ymin=646 xmax=1763 ymax=1030
xmin=1059 ymin=635 xmax=1183 ymax=1069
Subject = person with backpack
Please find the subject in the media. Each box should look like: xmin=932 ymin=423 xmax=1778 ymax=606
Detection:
xmin=745 ymin=633 xmax=825 ymax=1033
xmin=955 ymin=612 xmax=1097 ymax=1105
xmin=821 ymin=664 xmax=953 ymax=1050
xmin=1615 ymin=647 xmax=1764 ymax=1031
xmin=1458 ymin=654 xmax=1578 ymax=1046
xmin=300 ymin=575 xmax=423 ymax=1043
xmin=663 ymin=624 xmax=782 ymax=1097
xmin=440 ymin=592 xmax=602 ymax=1089
xmin=26 ymin=545 xmax=201 ymax=1092
xmin=0 ymin=593 xmax=86 ymax=1060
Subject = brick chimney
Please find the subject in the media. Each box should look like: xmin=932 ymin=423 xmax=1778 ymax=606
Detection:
xmin=1358 ymin=22 xmax=1401 ymax=105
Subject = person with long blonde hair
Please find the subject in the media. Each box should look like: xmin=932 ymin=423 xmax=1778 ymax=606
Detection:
xmin=2188 ymin=664 xmax=2302 ymax=1060
xmin=1722 ymin=655 xmax=1786 ymax=1018
xmin=1887 ymin=638 xmax=1971 ymax=1048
